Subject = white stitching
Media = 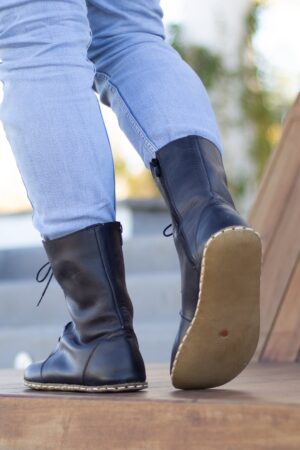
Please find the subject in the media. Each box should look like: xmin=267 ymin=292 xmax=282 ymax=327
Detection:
xmin=24 ymin=380 xmax=148 ymax=393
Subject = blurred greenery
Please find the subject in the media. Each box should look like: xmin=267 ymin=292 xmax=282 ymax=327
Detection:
xmin=239 ymin=0 xmax=285 ymax=181
xmin=114 ymin=155 xmax=158 ymax=199
xmin=168 ymin=23 xmax=224 ymax=90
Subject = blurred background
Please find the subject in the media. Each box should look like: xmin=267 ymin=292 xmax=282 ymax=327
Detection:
xmin=0 ymin=0 xmax=299 ymax=369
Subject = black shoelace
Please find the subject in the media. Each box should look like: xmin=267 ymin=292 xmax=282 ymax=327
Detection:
xmin=163 ymin=223 xmax=173 ymax=237
xmin=36 ymin=261 xmax=53 ymax=307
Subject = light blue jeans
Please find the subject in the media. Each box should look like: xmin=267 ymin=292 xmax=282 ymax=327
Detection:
xmin=0 ymin=0 xmax=223 ymax=240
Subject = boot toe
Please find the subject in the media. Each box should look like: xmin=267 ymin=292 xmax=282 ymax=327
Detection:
xmin=24 ymin=361 xmax=43 ymax=382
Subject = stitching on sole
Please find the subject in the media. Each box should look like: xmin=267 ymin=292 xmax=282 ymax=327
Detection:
xmin=170 ymin=226 xmax=261 ymax=383
xmin=24 ymin=380 xmax=148 ymax=393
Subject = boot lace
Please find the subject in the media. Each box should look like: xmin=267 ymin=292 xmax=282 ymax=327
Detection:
xmin=35 ymin=261 xmax=53 ymax=307
xmin=163 ymin=223 xmax=173 ymax=237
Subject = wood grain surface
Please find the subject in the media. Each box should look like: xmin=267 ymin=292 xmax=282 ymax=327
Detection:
xmin=0 ymin=364 xmax=300 ymax=449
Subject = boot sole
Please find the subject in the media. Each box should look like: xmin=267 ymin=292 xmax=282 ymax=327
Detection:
xmin=171 ymin=226 xmax=262 ymax=389
xmin=24 ymin=380 xmax=148 ymax=393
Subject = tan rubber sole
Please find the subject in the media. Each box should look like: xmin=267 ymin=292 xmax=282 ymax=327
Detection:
xmin=24 ymin=379 xmax=148 ymax=393
xmin=171 ymin=226 xmax=262 ymax=390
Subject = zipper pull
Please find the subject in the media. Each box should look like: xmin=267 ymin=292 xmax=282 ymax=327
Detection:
xmin=119 ymin=222 xmax=123 ymax=246
xmin=150 ymin=158 xmax=161 ymax=177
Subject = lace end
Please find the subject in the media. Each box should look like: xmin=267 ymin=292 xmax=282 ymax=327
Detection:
xmin=35 ymin=263 xmax=53 ymax=307
xmin=163 ymin=223 xmax=173 ymax=237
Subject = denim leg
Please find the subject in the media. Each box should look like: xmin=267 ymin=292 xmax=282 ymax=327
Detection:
xmin=0 ymin=0 xmax=116 ymax=240
xmin=86 ymin=0 xmax=223 ymax=168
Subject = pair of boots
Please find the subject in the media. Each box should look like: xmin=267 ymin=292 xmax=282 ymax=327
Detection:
xmin=24 ymin=136 xmax=261 ymax=392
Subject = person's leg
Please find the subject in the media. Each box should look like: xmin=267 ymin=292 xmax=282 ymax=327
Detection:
xmin=86 ymin=0 xmax=262 ymax=390
xmin=86 ymin=0 xmax=223 ymax=168
xmin=0 ymin=0 xmax=146 ymax=392
xmin=0 ymin=0 xmax=115 ymax=240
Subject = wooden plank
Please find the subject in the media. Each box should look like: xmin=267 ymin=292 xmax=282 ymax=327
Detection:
xmin=254 ymin=172 xmax=300 ymax=359
xmin=0 ymin=364 xmax=300 ymax=449
xmin=262 ymin=257 xmax=300 ymax=362
xmin=247 ymin=95 xmax=300 ymax=361
xmin=248 ymin=94 xmax=300 ymax=249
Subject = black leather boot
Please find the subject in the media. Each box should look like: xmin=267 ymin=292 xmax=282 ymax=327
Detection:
xmin=24 ymin=222 xmax=147 ymax=392
xmin=150 ymin=136 xmax=261 ymax=389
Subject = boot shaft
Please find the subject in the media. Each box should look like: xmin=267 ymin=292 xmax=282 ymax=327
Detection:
xmin=150 ymin=136 xmax=235 ymax=220
xmin=42 ymin=222 xmax=134 ymax=343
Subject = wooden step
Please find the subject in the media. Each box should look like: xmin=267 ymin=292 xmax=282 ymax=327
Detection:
xmin=0 ymin=364 xmax=299 ymax=449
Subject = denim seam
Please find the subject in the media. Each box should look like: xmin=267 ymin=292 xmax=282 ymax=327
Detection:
xmin=86 ymin=30 xmax=117 ymax=212
xmin=86 ymin=27 xmax=96 ymax=79
xmin=95 ymin=71 xmax=158 ymax=161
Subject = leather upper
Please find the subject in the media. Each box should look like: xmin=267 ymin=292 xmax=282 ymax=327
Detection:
xmin=42 ymin=222 xmax=133 ymax=343
xmin=24 ymin=222 xmax=146 ymax=385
